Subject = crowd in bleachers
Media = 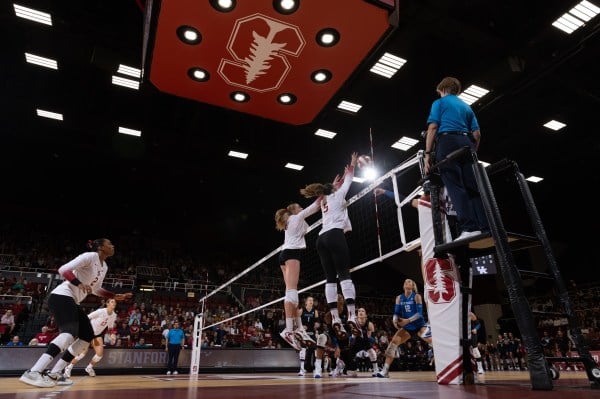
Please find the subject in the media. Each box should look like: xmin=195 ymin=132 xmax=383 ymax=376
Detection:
xmin=1 ymin=228 xmax=599 ymax=374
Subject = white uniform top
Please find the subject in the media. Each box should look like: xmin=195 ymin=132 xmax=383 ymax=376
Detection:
xmin=319 ymin=167 xmax=354 ymax=235
xmin=88 ymin=307 xmax=117 ymax=336
xmin=52 ymin=252 xmax=108 ymax=305
xmin=282 ymin=200 xmax=320 ymax=250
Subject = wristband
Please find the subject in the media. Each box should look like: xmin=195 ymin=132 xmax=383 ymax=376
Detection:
xmin=71 ymin=278 xmax=82 ymax=286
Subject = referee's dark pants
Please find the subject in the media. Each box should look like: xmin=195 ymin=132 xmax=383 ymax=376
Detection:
xmin=167 ymin=343 xmax=182 ymax=372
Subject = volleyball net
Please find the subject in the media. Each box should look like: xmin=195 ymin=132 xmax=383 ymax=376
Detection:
xmin=194 ymin=152 xmax=425 ymax=333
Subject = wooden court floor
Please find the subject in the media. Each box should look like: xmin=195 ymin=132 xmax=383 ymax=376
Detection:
xmin=1 ymin=371 xmax=597 ymax=399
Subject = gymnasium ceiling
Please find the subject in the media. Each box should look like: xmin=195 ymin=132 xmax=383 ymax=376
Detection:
xmin=1 ymin=0 xmax=599 ymax=279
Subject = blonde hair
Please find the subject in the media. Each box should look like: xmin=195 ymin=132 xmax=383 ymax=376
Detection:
xmin=300 ymin=183 xmax=334 ymax=198
xmin=436 ymin=76 xmax=461 ymax=95
xmin=405 ymin=278 xmax=419 ymax=294
xmin=274 ymin=204 xmax=296 ymax=231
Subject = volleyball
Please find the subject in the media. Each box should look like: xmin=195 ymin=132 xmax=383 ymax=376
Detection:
xmin=357 ymin=154 xmax=372 ymax=169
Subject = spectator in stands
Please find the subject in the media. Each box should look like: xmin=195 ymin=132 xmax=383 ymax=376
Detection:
xmin=19 ymin=238 xmax=133 ymax=388
xmin=135 ymin=337 xmax=151 ymax=348
xmin=300 ymin=152 xmax=361 ymax=337
xmin=1 ymin=309 xmax=16 ymax=337
xmin=44 ymin=315 xmax=58 ymax=337
xmin=34 ymin=326 xmax=54 ymax=345
xmin=6 ymin=335 xmax=24 ymax=346
xmin=274 ymin=194 xmax=322 ymax=350
xmin=28 ymin=338 xmax=40 ymax=346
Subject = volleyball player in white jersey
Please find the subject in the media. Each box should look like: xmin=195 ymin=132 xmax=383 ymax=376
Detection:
xmin=20 ymin=238 xmax=132 ymax=388
xmin=275 ymin=198 xmax=321 ymax=350
xmin=301 ymin=152 xmax=361 ymax=337
xmin=63 ymin=298 xmax=118 ymax=379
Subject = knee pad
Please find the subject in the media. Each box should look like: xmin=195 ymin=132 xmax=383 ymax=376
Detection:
xmin=52 ymin=332 xmax=75 ymax=353
xmin=385 ymin=342 xmax=398 ymax=358
xmin=368 ymin=348 xmax=377 ymax=362
xmin=339 ymin=279 xmax=355 ymax=301
xmin=285 ymin=289 xmax=299 ymax=306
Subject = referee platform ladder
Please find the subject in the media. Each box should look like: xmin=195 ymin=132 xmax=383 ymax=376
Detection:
xmin=423 ymin=146 xmax=600 ymax=390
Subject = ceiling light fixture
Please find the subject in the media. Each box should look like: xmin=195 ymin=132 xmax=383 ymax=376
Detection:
xmin=311 ymin=69 xmax=332 ymax=83
xmin=458 ymin=84 xmax=490 ymax=105
xmin=118 ymin=126 xmax=142 ymax=137
xmin=391 ymin=136 xmax=419 ymax=151
xmin=230 ymin=91 xmax=250 ymax=103
xmin=337 ymin=100 xmax=362 ymax=113
xmin=543 ymin=120 xmax=566 ymax=131
xmin=176 ymin=26 xmax=202 ymax=45
xmin=552 ymin=1 xmax=599 ymax=34
xmin=526 ymin=176 xmax=544 ymax=183
xmin=209 ymin=0 xmax=236 ymax=12
xmin=14 ymin=4 xmax=52 ymax=25
xmin=228 ymin=150 xmax=248 ymax=159
xmin=274 ymin=0 xmax=299 ymax=15
xmin=25 ymin=53 xmax=57 ymax=70
xmin=285 ymin=162 xmax=303 ymax=170
xmin=112 ymin=75 xmax=140 ymax=90
xmin=188 ymin=67 xmax=210 ymax=82
xmin=117 ymin=64 xmax=141 ymax=78
xmin=316 ymin=28 xmax=340 ymax=47
xmin=36 ymin=109 xmax=63 ymax=120
xmin=277 ymin=93 xmax=297 ymax=105
xmin=370 ymin=52 xmax=406 ymax=78
xmin=315 ymin=129 xmax=337 ymax=139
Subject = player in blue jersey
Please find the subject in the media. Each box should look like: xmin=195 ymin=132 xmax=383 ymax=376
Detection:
xmin=376 ymin=278 xmax=432 ymax=378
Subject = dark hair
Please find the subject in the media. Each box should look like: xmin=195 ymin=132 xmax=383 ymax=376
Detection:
xmin=87 ymin=238 xmax=107 ymax=252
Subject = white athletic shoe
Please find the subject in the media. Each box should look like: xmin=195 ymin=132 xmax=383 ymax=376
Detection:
xmin=64 ymin=364 xmax=73 ymax=378
xmin=173 ymin=371 xmax=178 ymax=375
xmin=280 ymin=330 xmax=302 ymax=351
xmin=85 ymin=365 xmax=96 ymax=377
xmin=313 ymin=368 xmax=322 ymax=379
xmin=347 ymin=317 xmax=362 ymax=337
xmin=166 ymin=371 xmax=171 ymax=375
xmin=376 ymin=370 xmax=389 ymax=378
xmin=19 ymin=370 xmax=56 ymax=388
xmin=298 ymin=369 xmax=306 ymax=377
xmin=56 ymin=375 xmax=73 ymax=386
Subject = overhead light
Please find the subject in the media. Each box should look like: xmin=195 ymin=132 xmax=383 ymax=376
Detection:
xmin=112 ymin=75 xmax=140 ymax=90
xmin=315 ymin=129 xmax=337 ymax=139
xmin=543 ymin=120 xmax=566 ymax=131
xmin=458 ymin=85 xmax=490 ymax=105
xmin=552 ymin=1 xmax=599 ymax=34
xmin=478 ymin=160 xmax=491 ymax=167
xmin=14 ymin=4 xmax=52 ymax=25
xmin=391 ymin=136 xmax=419 ymax=151
xmin=209 ymin=0 xmax=236 ymax=12
xmin=176 ymin=26 xmax=202 ymax=44
xmin=526 ymin=176 xmax=544 ymax=183
xmin=228 ymin=150 xmax=248 ymax=159
xmin=370 ymin=52 xmax=406 ymax=78
xmin=316 ymin=28 xmax=340 ymax=47
xmin=285 ymin=163 xmax=303 ymax=171
xmin=311 ymin=69 xmax=332 ymax=83
xmin=25 ymin=53 xmax=57 ymax=70
xmin=274 ymin=0 xmax=299 ymax=14
xmin=337 ymin=100 xmax=362 ymax=113
xmin=117 ymin=64 xmax=141 ymax=78
xmin=277 ymin=93 xmax=297 ymax=105
xmin=352 ymin=176 xmax=366 ymax=183
xmin=36 ymin=109 xmax=63 ymax=121
xmin=230 ymin=91 xmax=250 ymax=103
xmin=188 ymin=67 xmax=210 ymax=82
xmin=118 ymin=126 xmax=142 ymax=137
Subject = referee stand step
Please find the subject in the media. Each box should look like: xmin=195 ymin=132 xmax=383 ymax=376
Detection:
xmin=434 ymin=231 xmax=540 ymax=255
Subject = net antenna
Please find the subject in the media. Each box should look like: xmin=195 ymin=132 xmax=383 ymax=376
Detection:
xmin=369 ymin=127 xmax=383 ymax=258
